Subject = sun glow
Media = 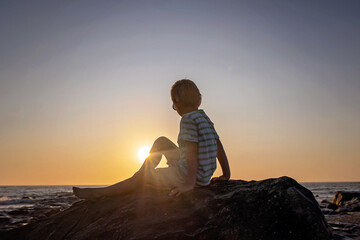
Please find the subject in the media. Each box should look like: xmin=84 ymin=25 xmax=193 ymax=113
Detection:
xmin=137 ymin=146 xmax=151 ymax=162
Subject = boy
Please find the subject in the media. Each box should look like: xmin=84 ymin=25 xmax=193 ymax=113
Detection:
xmin=73 ymin=79 xmax=230 ymax=199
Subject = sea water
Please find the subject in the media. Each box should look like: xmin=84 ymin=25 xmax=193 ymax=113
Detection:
xmin=0 ymin=185 xmax=107 ymax=231
xmin=0 ymin=185 xmax=105 ymax=212
xmin=301 ymin=182 xmax=360 ymax=203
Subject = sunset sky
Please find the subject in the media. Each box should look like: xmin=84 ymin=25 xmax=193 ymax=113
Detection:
xmin=1 ymin=1 xmax=359 ymax=185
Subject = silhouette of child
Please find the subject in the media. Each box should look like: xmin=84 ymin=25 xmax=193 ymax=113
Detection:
xmin=73 ymin=79 xmax=230 ymax=199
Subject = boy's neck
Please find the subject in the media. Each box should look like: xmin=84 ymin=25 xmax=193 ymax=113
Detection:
xmin=180 ymin=106 xmax=199 ymax=116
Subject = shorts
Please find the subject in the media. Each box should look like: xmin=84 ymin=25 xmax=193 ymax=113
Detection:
xmin=143 ymin=164 xmax=186 ymax=189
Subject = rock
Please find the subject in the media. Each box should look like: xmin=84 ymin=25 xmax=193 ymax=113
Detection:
xmin=328 ymin=203 xmax=338 ymax=210
xmin=335 ymin=207 xmax=352 ymax=214
xmin=332 ymin=192 xmax=360 ymax=213
xmin=321 ymin=209 xmax=333 ymax=215
xmin=8 ymin=209 xmax=29 ymax=216
xmin=320 ymin=200 xmax=330 ymax=209
xmin=326 ymin=212 xmax=360 ymax=240
xmin=0 ymin=177 xmax=333 ymax=240
xmin=22 ymin=196 xmax=34 ymax=200
xmin=344 ymin=198 xmax=360 ymax=212
xmin=0 ymin=217 xmax=11 ymax=226
xmin=44 ymin=208 xmax=62 ymax=217
xmin=332 ymin=192 xmax=360 ymax=206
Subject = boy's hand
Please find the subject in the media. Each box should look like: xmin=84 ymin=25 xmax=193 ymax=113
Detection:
xmin=211 ymin=175 xmax=229 ymax=183
xmin=169 ymin=185 xmax=194 ymax=197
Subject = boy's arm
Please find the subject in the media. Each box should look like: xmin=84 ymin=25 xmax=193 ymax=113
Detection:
xmin=212 ymin=139 xmax=231 ymax=181
xmin=169 ymin=140 xmax=198 ymax=197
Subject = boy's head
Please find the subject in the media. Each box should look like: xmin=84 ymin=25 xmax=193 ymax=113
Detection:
xmin=171 ymin=79 xmax=202 ymax=110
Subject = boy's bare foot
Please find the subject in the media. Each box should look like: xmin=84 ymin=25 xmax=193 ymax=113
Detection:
xmin=73 ymin=187 xmax=104 ymax=200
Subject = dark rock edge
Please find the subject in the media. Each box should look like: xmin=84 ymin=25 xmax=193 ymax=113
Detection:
xmin=0 ymin=176 xmax=334 ymax=240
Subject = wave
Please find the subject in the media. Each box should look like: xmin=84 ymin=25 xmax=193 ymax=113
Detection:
xmin=55 ymin=191 xmax=73 ymax=194
xmin=0 ymin=196 xmax=11 ymax=201
xmin=0 ymin=195 xmax=36 ymax=205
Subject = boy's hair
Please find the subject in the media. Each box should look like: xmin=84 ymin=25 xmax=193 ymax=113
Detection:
xmin=171 ymin=79 xmax=202 ymax=108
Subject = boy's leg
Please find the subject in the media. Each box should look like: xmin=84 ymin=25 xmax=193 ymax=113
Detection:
xmin=73 ymin=173 xmax=143 ymax=199
xmin=73 ymin=136 xmax=179 ymax=199
xmin=137 ymin=136 xmax=179 ymax=173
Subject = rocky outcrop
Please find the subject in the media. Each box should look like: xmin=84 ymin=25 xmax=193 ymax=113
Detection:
xmin=322 ymin=191 xmax=360 ymax=239
xmin=0 ymin=177 xmax=333 ymax=240
xmin=331 ymin=192 xmax=360 ymax=213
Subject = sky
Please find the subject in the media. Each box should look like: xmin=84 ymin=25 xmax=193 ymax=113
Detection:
xmin=0 ymin=0 xmax=359 ymax=185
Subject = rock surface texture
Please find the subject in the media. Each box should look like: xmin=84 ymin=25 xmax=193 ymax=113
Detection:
xmin=332 ymin=192 xmax=360 ymax=213
xmin=322 ymin=191 xmax=360 ymax=239
xmin=0 ymin=177 xmax=333 ymax=240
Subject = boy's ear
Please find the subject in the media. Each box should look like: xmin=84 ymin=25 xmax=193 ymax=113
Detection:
xmin=174 ymin=102 xmax=181 ymax=110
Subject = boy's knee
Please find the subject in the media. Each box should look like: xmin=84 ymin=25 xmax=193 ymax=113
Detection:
xmin=154 ymin=136 xmax=170 ymax=146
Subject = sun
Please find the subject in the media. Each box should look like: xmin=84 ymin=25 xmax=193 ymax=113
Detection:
xmin=137 ymin=146 xmax=151 ymax=162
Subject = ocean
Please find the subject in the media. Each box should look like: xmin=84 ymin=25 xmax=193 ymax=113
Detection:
xmin=0 ymin=185 xmax=105 ymax=231
xmin=0 ymin=182 xmax=359 ymax=231
xmin=301 ymin=182 xmax=360 ymax=203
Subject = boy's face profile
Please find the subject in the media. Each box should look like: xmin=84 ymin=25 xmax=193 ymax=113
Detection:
xmin=172 ymin=101 xmax=198 ymax=117
xmin=172 ymin=101 xmax=184 ymax=116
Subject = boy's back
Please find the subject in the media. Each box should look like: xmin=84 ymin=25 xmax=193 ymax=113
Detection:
xmin=178 ymin=109 xmax=219 ymax=186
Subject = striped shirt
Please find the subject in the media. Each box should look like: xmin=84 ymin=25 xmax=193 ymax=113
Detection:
xmin=177 ymin=109 xmax=219 ymax=186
